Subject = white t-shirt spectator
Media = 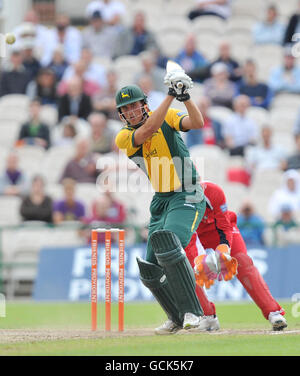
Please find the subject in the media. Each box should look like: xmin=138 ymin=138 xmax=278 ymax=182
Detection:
xmin=47 ymin=26 xmax=83 ymax=64
xmin=222 ymin=113 xmax=258 ymax=148
xmin=86 ymin=0 xmax=126 ymax=24
xmin=246 ymin=144 xmax=287 ymax=171
xmin=62 ymin=62 xmax=107 ymax=89
xmin=14 ymin=22 xmax=53 ymax=66
xmin=268 ymin=169 xmax=300 ymax=218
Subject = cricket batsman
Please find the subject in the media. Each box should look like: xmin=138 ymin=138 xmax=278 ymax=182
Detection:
xmin=114 ymin=67 xmax=212 ymax=332
xmin=184 ymin=181 xmax=287 ymax=332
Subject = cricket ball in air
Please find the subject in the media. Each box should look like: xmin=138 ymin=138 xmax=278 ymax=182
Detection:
xmin=5 ymin=33 xmax=16 ymax=45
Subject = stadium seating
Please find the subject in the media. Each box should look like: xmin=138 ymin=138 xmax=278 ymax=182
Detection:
xmin=189 ymin=144 xmax=227 ymax=184
xmin=0 ymin=196 xmax=22 ymax=226
xmin=221 ymin=182 xmax=249 ymax=213
xmin=191 ymin=16 xmax=226 ymax=35
xmin=41 ymin=145 xmax=75 ymax=184
xmin=16 ymin=146 xmax=46 ymax=178
xmin=208 ymin=106 xmax=233 ymax=124
xmin=156 ymin=29 xmax=189 ymax=58
xmin=39 ymin=105 xmax=58 ymax=129
xmin=246 ymin=106 xmax=269 ymax=129
xmin=0 ymin=121 xmax=22 ymax=148
xmin=113 ymin=55 xmax=143 ymax=88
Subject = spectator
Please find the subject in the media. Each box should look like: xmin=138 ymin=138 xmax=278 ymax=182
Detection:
xmin=238 ymin=59 xmax=273 ymax=109
xmin=89 ymin=112 xmax=115 ymax=154
xmin=188 ymin=0 xmax=232 ymax=21
xmin=86 ymin=0 xmax=126 ymax=28
xmin=53 ymin=117 xmax=78 ymax=147
xmin=273 ymin=204 xmax=298 ymax=231
xmin=137 ymin=74 xmax=165 ymax=111
xmin=113 ymin=11 xmax=159 ymax=59
xmin=246 ymin=125 xmax=287 ymax=172
xmin=0 ymin=47 xmax=31 ymax=97
xmin=14 ymin=10 xmax=53 ymax=66
xmin=252 ymin=4 xmax=285 ymax=45
xmin=47 ymin=14 xmax=83 ymax=64
xmin=134 ymin=51 xmax=166 ymax=93
xmin=0 ymin=152 xmax=28 ymax=196
xmin=186 ymin=96 xmax=224 ymax=148
xmin=20 ymin=175 xmax=53 ymax=223
xmin=61 ymin=48 xmax=107 ymax=92
xmin=203 ymin=62 xmax=237 ymax=108
xmin=283 ymin=0 xmax=300 ymax=46
xmin=268 ymin=47 xmax=300 ymax=94
xmin=237 ymin=200 xmax=265 ymax=246
xmin=26 ymin=67 xmax=58 ymax=106
xmin=175 ymin=33 xmax=208 ymax=82
xmin=82 ymin=190 xmax=126 ymax=243
xmin=222 ymin=95 xmax=258 ymax=156
xmin=82 ymin=10 xmax=118 ymax=59
xmin=21 ymin=38 xmax=41 ymax=81
xmin=58 ymin=60 xmax=101 ymax=97
xmin=53 ymin=178 xmax=85 ymax=224
xmin=210 ymin=40 xmax=242 ymax=82
xmin=58 ymin=76 xmax=93 ymax=121
xmin=281 ymin=133 xmax=300 ymax=171
xmin=17 ymin=98 xmax=51 ymax=149
xmin=60 ymin=138 xmax=98 ymax=183
xmin=88 ymin=190 xmax=126 ymax=224
xmin=93 ymin=69 xmax=119 ymax=120
xmin=268 ymin=169 xmax=300 ymax=218
xmin=47 ymin=45 xmax=69 ymax=82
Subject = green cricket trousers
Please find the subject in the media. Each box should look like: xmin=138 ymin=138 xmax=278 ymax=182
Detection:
xmin=146 ymin=185 xmax=206 ymax=264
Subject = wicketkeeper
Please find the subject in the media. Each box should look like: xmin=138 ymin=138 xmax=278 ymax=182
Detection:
xmin=115 ymin=70 xmax=213 ymax=332
xmin=184 ymin=181 xmax=287 ymax=332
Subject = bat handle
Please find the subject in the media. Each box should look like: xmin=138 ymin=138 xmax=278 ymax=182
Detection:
xmin=176 ymin=81 xmax=183 ymax=89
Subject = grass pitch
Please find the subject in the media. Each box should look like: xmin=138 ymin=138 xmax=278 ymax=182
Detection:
xmin=0 ymin=301 xmax=299 ymax=356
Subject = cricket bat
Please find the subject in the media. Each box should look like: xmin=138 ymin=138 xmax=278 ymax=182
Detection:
xmin=166 ymin=60 xmax=185 ymax=89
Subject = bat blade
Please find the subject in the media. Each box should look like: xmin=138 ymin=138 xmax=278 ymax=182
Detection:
xmin=166 ymin=60 xmax=185 ymax=89
xmin=166 ymin=60 xmax=185 ymax=73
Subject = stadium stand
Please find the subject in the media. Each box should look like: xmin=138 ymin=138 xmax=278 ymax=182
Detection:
xmin=0 ymin=0 xmax=300 ymax=297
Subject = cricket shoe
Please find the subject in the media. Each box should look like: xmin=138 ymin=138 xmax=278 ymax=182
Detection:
xmin=268 ymin=311 xmax=287 ymax=331
xmin=182 ymin=312 xmax=208 ymax=330
xmin=199 ymin=315 xmax=220 ymax=331
xmin=184 ymin=314 xmax=220 ymax=332
xmin=155 ymin=319 xmax=182 ymax=335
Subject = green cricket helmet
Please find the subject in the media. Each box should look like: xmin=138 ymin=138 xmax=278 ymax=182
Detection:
xmin=116 ymin=85 xmax=149 ymax=127
xmin=116 ymin=85 xmax=147 ymax=108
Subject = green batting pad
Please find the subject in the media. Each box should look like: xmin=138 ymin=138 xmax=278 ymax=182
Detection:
xmin=136 ymin=257 xmax=182 ymax=326
xmin=150 ymin=230 xmax=203 ymax=319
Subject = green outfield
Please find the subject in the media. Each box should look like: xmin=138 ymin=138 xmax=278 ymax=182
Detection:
xmin=0 ymin=301 xmax=299 ymax=356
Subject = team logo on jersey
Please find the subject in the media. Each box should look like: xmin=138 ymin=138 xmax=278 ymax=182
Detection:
xmin=220 ymin=203 xmax=228 ymax=213
xmin=177 ymin=111 xmax=187 ymax=117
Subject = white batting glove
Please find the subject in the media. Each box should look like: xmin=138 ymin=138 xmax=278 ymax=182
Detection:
xmin=169 ymin=71 xmax=193 ymax=94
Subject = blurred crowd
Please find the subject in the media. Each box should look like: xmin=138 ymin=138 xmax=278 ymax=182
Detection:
xmin=0 ymin=0 xmax=300 ymax=246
